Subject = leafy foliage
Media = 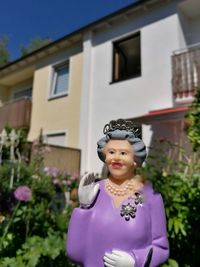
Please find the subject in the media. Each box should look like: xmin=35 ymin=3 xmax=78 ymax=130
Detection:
xmin=20 ymin=37 xmax=52 ymax=56
xmin=142 ymin=140 xmax=200 ymax=267
xmin=185 ymin=88 xmax=200 ymax=151
xmin=0 ymin=131 xmax=80 ymax=266
xmin=0 ymin=233 xmax=66 ymax=267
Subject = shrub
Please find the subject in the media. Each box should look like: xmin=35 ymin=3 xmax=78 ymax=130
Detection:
xmin=142 ymin=140 xmax=200 ymax=267
xmin=0 ymin=132 xmax=80 ymax=267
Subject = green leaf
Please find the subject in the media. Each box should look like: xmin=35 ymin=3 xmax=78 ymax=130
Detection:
xmin=13 ymin=217 xmax=21 ymax=223
xmin=168 ymin=258 xmax=179 ymax=267
xmin=55 ymin=213 xmax=67 ymax=231
xmin=174 ymin=219 xmax=180 ymax=234
xmin=168 ymin=218 xmax=173 ymax=231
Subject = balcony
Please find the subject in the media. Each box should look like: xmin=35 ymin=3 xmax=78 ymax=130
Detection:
xmin=0 ymin=98 xmax=32 ymax=131
xmin=172 ymin=44 xmax=200 ymax=103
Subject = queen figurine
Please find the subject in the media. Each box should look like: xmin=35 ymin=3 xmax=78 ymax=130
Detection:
xmin=67 ymin=119 xmax=169 ymax=267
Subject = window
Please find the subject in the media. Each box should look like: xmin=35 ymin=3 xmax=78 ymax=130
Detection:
xmin=51 ymin=61 xmax=69 ymax=98
xmin=13 ymin=88 xmax=32 ymax=100
xmin=112 ymin=33 xmax=141 ymax=82
xmin=45 ymin=132 xmax=66 ymax=147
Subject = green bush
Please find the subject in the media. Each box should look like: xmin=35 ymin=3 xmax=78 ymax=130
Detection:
xmin=0 ymin=134 xmax=80 ymax=267
xmin=185 ymin=88 xmax=200 ymax=151
xmin=142 ymin=141 xmax=200 ymax=267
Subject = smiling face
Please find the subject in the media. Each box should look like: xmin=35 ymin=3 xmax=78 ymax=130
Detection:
xmin=104 ymin=139 xmax=136 ymax=182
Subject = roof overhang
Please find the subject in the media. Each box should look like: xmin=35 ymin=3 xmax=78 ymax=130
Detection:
xmin=178 ymin=0 xmax=200 ymax=19
xmin=0 ymin=0 xmax=165 ymax=78
xmin=131 ymin=105 xmax=189 ymax=124
xmin=0 ymin=33 xmax=82 ymax=84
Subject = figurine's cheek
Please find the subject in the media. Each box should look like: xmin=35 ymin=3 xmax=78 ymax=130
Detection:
xmin=105 ymin=155 xmax=112 ymax=164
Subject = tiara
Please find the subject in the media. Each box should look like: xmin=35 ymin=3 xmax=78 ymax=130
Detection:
xmin=103 ymin=119 xmax=140 ymax=136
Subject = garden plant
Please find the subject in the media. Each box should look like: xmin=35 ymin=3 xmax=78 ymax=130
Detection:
xmin=142 ymin=139 xmax=200 ymax=267
xmin=0 ymin=87 xmax=199 ymax=267
xmin=0 ymin=131 xmax=80 ymax=267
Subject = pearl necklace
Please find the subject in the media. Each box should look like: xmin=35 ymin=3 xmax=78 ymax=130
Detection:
xmin=106 ymin=178 xmax=136 ymax=196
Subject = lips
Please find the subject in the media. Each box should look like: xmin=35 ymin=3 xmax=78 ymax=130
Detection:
xmin=111 ymin=162 xmax=123 ymax=169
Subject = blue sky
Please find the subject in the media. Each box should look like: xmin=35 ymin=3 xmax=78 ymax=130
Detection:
xmin=0 ymin=0 xmax=138 ymax=61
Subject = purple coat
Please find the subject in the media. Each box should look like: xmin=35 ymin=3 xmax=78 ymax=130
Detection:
xmin=67 ymin=180 xmax=169 ymax=267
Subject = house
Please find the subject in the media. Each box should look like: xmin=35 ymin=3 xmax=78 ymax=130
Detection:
xmin=78 ymin=0 xmax=200 ymax=173
xmin=0 ymin=34 xmax=83 ymax=148
xmin=0 ymin=0 xmax=199 ymax=175
xmin=0 ymin=32 xmax=83 ymax=173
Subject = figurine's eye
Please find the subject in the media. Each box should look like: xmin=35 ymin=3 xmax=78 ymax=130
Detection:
xmin=109 ymin=150 xmax=115 ymax=154
xmin=121 ymin=151 xmax=127 ymax=155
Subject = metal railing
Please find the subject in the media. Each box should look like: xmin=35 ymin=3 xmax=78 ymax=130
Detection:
xmin=172 ymin=44 xmax=200 ymax=96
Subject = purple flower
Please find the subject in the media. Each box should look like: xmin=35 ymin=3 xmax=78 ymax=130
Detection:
xmin=63 ymin=171 xmax=71 ymax=177
xmin=14 ymin=186 xmax=32 ymax=202
xmin=66 ymin=180 xmax=72 ymax=186
xmin=43 ymin=166 xmax=50 ymax=173
xmin=52 ymin=178 xmax=60 ymax=185
xmin=70 ymin=175 xmax=79 ymax=181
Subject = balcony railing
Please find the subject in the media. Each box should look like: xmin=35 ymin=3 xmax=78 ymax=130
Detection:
xmin=172 ymin=44 xmax=200 ymax=100
xmin=0 ymin=98 xmax=32 ymax=131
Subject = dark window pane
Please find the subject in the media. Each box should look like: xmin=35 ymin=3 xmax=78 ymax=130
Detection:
xmin=113 ymin=33 xmax=141 ymax=82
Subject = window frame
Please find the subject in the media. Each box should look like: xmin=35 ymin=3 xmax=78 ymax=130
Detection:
xmin=12 ymin=87 xmax=32 ymax=101
xmin=44 ymin=131 xmax=67 ymax=147
xmin=111 ymin=32 xmax=141 ymax=83
xmin=49 ymin=60 xmax=70 ymax=100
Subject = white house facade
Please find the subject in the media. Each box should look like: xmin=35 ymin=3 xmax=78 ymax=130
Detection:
xmin=79 ymin=0 xmax=200 ymax=174
xmin=1 ymin=0 xmax=199 ymax=175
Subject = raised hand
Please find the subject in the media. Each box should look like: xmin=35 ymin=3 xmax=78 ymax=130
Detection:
xmin=78 ymin=173 xmax=99 ymax=208
xmin=104 ymin=250 xmax=135 ymax=267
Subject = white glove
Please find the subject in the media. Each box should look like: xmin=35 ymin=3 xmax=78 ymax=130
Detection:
xmin=104 ymin=250 xmax=135 ymax=267
xmin=78 ymin=173 xmax=99 ymax=208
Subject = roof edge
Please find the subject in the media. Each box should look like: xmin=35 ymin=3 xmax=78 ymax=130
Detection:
xmin=0 ymin=0 xmax=151 ymax=71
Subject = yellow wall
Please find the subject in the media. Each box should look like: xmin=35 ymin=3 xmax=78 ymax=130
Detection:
xmin=28 ymin=48 xmax=83 ymax=148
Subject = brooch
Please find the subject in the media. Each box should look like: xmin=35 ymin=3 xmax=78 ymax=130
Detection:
xmin=120 ymin=192 xmax=143 ymax=221
xmin=120 ymin=203 xmax=136 ymax=221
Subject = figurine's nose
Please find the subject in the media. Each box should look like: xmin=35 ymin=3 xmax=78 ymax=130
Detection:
xmin=112 ymin=152 xmax=121 ymax=161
